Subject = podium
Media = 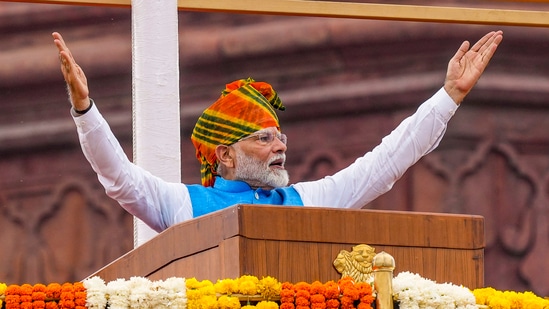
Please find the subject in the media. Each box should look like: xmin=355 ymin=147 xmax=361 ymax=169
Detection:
xmin=89 ymin=205 xmax=485 ymax=289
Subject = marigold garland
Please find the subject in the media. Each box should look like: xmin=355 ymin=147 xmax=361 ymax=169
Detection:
xmin=310 ymin=281 xmax=326 ymax=309
xmin=473 ymin=287 xmax=549 ymax=309
xmin=45 ymin=283 xmax=61 ymax=309
xmin=32 ymin=283 xmax=47 ymax=309
xmin=294 ymin=282 xmax=311 ymax=309
xmin=1 ymin=274 xmax=548 ymax=309
xmin=6 ymin=284 xmax=22 ymax=309
xmin=280 ymin=282 xmax=295 ymax=309
xmin=2 ymin=283 xmax=87 ymax=309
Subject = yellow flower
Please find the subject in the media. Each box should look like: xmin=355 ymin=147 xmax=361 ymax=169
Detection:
xmin=0 ymin=282 xmax=5 ymax=307
xmin=488 ymin=296 xmax=512 ymax=309
xmin=238 ymin=276 xmax=260 ymax=295
xmin=473 ymin=287 xmax=549 ymax=309
xmin=473 ymin=287 xmax=497 ymax=305
xmin=187 ymin=278 xmax=202 ymax=289
xmin=218 ymin=295 xmax=242 ymax=309
xmin=256 ymin=300 xmax=279 ymax=309
xmin=187 ymin=277 xmax=214 ymax=290
xmin=258 ymin=277 xmax=281 ymax=300
xmin=199 ymin=295 xmax=219 ymax=309
xmin=239 ymin=275 xmax=260 ymax=284
xmin=216 ymin=279 xmax=239 ymax=295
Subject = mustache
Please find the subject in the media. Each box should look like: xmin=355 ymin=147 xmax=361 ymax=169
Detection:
xmin=268 ymin=154 xmax=286 ymax=166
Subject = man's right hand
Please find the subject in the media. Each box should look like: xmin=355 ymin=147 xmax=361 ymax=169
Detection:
xmin=52 ymin=32 xmax=91 ymax=112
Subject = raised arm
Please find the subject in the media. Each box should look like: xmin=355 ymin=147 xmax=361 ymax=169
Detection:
xmin=52 ymin=32 xmax=193 ymax=231
xmin=294 ymin=31 xmax=503 ymax=209
xmin=444 ymin=30 xmax=503 ymax=105
xmin=52 ymin=32 xmax=91 ymax=112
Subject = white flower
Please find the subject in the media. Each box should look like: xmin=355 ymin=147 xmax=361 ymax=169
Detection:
xmin=393 ymin=272 xmax=476 ymax=309
xmin=128 ymin=276 xmax=153 ymax=308
xmin=82 ymin=276 xmax=108 ymax=309
xmin=151 ymin=277 xmax=187 ymax=309
xmin=106 ymin=278 xmax=132 ymax=309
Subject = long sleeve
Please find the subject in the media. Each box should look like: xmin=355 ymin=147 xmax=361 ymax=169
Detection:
xmin=292 ymin=87 xmax=458 ymax=209
xmin=72 ymin=104 xmax=193 ymax=232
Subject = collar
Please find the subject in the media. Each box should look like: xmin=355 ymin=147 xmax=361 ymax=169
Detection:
xmin=213 ymin=176 xmax=254 ymax=192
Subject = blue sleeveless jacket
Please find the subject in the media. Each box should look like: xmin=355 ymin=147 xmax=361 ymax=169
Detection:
xmin=186 ymin=177 xmax=304 ymax=217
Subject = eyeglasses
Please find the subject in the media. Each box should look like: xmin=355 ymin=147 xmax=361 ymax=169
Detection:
xmin=238 ymin=131 xmax=288 ymax=145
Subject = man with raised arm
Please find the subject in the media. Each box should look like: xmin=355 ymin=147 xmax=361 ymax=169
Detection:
xmin=53 ymin=30 xmax=503 ymax=232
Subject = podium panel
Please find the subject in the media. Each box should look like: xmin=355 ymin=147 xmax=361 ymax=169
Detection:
xmin=90 ymin=205 xmax=484 ymax=288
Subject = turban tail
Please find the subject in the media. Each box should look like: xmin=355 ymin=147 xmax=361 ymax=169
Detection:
xmin=191 ymin=78 xmax=286 ymax=187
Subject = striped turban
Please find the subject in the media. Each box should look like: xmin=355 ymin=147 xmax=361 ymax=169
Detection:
xmin=191 ymin=77 xmax=286 ymax=187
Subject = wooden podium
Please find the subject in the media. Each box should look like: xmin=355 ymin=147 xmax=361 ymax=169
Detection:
xmin=89 ymin=205 xmax=485 ymax=289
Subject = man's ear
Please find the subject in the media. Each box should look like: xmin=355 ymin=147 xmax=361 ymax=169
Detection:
xmin=215 ymin=145 xmax=235 ymax=168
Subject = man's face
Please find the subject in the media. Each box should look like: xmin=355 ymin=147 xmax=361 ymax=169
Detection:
xmin=232 ymin=127 xmax=289 ymax=189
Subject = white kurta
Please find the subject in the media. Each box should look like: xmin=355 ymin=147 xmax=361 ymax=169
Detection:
xmin=72 ymin=87 xmax=458 ymax=232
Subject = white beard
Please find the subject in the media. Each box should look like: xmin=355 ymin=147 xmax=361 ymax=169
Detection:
xmin=234 ymin=150 xmax=289 ymax=188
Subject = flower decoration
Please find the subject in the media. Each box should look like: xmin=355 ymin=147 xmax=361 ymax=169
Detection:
xmin=218 ymin=294 xmax=242 ymax=309
xmin=238 ymin=276 xmax=260 ymax=296
xmin=1 ymin=272 xmax=548 ymax=309
xmin=32 ymin=284 xmax=47 ymax=309
xmin=279 ymin=282 xmax=295 ymax=309
xmin=258 ymin=276 xmax=282 ymax=300
xmin=393 ymin=271 xmax=477 ymax=309
xmin=216 ymin=279 xmax=240 ymax=296
xmin=257 ymin=300 xmax=280 ymax=309
xmin=473 ymin=287 xmax=549 ymax=308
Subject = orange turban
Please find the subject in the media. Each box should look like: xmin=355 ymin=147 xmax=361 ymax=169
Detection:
xmin=191 ymin=78 xmax=286 ymax=187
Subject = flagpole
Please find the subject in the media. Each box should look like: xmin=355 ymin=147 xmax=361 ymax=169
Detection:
xmin=131 ymin=0 xmax=181 ymax=247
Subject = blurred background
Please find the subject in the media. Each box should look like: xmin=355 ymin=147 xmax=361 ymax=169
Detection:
xmin=0 ymin=0 xmax=548 ymax=296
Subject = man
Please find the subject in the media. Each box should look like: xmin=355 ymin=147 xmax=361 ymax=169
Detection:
xmin=52 ymin=30 xmax=503 ymax=233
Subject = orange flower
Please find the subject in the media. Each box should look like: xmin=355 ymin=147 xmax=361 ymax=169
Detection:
xmin=355 ymin=283 xmax=372 ymax=299
xmin=323 ymin=281 xmax=339 ymax=300
xmin=337 ymin=278 xmax=354 ymax=291
xmin=294 ymin=281 xmax=311 ymax=308
xmin=310 ymin=294 xmax=325 ymax=303
xmin=357 ymin=302 xmax=372 ymax=309
xmin=310 ymin=282 xmax=326 ymax=296
xmin=72 ymin=282 xmax=86 ymax=309
xmin=21 ymin=283 xmax=33 ymax=307
xmin=280 ymin=282 xmax=295 ymax=306
xmin=339 ymin=296 xmax=355 ymax=309
xmin=46 ymin=283 xmax=61 ymax=300
xmin=326 ymin=298 xmax=340 ymax=309
xmin=311 ymin=301 xmax=326 ymax=309
xmin=59 ymin=283 xmax=75 ymax=309
xmin=341 ymin=286 xmax=359 ymax=301
xmin=20 ymin=295 xmax=33 ymax=303
xmin=280 ymin=289 xmax=295 ymax=299
xmin=295 ymin=297 xmax=310 ymax=307
xmin=45 ymin=302 xmax=59 ymax=309
xmin=32 ymin=300 xmax=46 ymax=309
xmin=296 ymin=290 xmax=310 ymax=300
xmin=294 ymin=282 xmax=310 ymax=293
xmin=32 ymin=284 xmax=47 ymax=303
xmin=280 ymin=303 xmax=295 ymax=309
xmin=310 ymin=280 xmax=326 ymax=309
xmin=21 ymin=303 xmax=33 ymax=309
xmin=6 ymin=284 xmax=22 ymax=309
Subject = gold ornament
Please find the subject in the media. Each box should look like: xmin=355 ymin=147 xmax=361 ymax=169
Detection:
xmin=333 ymin=244 xmax=376 ymax=283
